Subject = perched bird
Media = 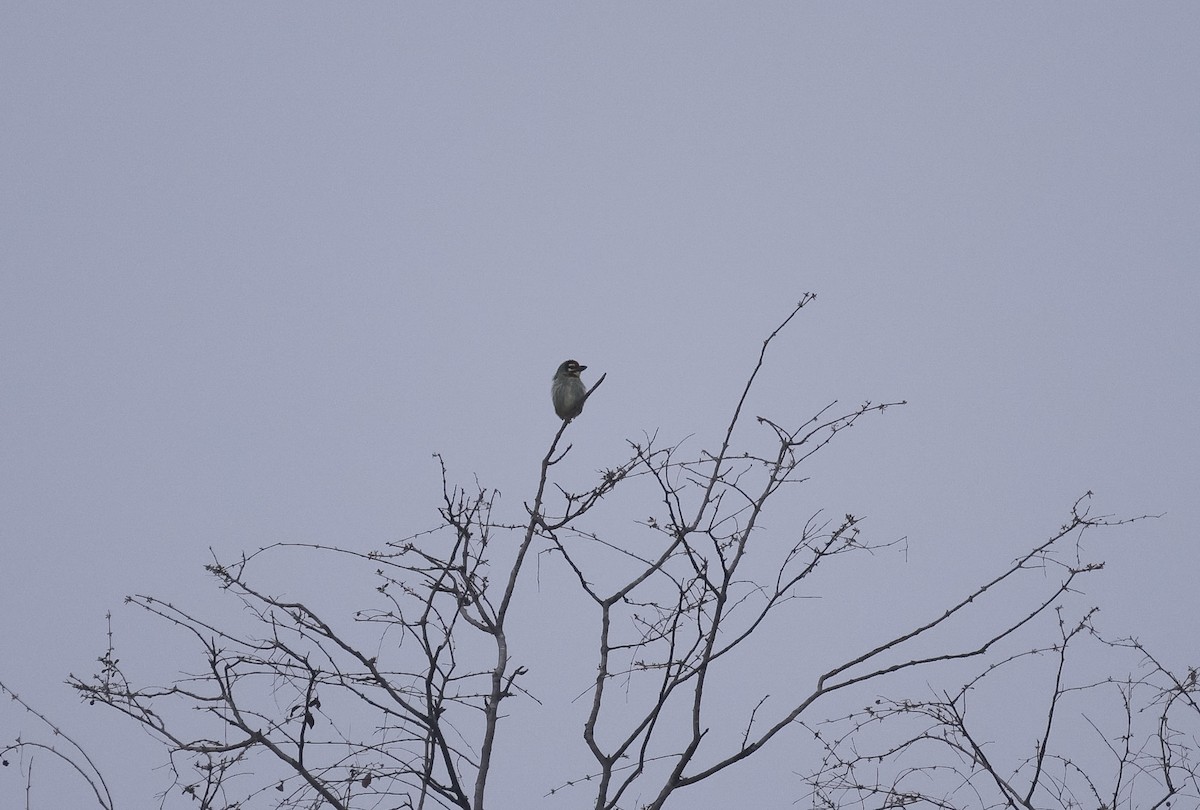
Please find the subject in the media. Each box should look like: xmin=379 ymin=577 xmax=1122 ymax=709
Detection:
xmin=551 ymin=359 xmax=588 ymax=420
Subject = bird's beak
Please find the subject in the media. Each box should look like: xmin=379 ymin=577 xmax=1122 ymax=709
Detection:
xmin=577 ymin=365 xmax=588 ymax=372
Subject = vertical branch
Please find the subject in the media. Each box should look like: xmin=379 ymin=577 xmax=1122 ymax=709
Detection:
xmin=689 ymin=293 xmax=814 ymax=532
xmin=475 ymin=375 xmax=607 ymax=809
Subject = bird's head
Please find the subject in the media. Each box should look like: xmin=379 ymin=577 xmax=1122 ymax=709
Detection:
xmin=555 ymin=359 xmax=587 ymax=379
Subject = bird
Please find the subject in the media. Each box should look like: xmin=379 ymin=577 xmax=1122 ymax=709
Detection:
xmin=551 ymin=359 xmax=588 ymax=420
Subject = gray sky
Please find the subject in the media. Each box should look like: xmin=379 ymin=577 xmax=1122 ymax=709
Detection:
xmin=2 ymin=4 xmax=1198 ymax=808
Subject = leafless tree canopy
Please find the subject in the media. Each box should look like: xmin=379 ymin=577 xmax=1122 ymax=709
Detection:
xmin=40 ymin=297 xmax=1197 ymax=809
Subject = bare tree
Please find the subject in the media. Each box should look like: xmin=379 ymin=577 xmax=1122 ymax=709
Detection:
xmin=802 ymin=616 xmax=1200 ymax=810
xmin=64 ymin=296 xmax=1195 ymax=810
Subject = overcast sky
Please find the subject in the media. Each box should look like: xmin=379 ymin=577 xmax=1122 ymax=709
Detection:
xmin=2 ymin=4 xmax=1198 ymax=808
